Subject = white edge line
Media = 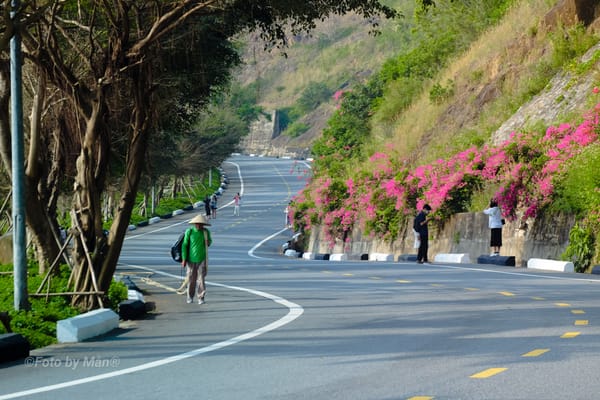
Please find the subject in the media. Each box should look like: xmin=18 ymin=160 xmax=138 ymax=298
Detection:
xmin=248 ymin=228 xmax=290 ymax=259
xmin=0 ymin=265 xmax=303 ymax=400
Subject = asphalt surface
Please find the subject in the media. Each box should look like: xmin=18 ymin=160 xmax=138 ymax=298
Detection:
xmin=2 ymin=155 xmax=600 ymax=400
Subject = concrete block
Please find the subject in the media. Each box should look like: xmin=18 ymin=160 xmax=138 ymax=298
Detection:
xmin=477 ymin=255 xmax=516 ymax=266
xmin=0 ymin=333 xmax=29 ymax=363
xmin=118 ymin=300 xmax=146 ymax=320
xmin=527 ymin=258 xmax=574 ymax=273
xmin=591 ymin=265 xmax=600 ymax=275
xmin=314 ymin=253 xmax=330 ymax=260
xmin=148 ymin=216 xmax=161 ymax=225
xmin=193 ymin=201 xmax=204 ymax=209
xmin=127 ymin=224 xmax=137 ymax=231
xmin=434 ymin=253 xmax=471 ymax=263
xmin=302 ymin=252 xmax=315 ymax=260
xmin=128 ymin=289 xmax=145 ymax=302
xmin=172 ymin=209 xmax=185 ymax=216
xmin=360 ymin=254 xmax=369 ymax=261
xmin=329 ymin=253 xmax=348 ymax=261
xmin=368 ymin=253 xmax=394 ymax=262
xmin=398 ymin=254 xmax=418 ymax=262
xmin=57 ymin=309 xmax=119 ymax=343
xmin=284 ymin=249 xmax=300 ymax=257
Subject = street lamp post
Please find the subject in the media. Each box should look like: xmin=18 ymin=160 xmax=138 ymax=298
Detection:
xmin=11 ymin=0 xmax=29 ymax=311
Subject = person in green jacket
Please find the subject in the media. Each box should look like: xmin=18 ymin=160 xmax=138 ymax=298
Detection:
xmin=182 ymin=214 xmax=212 ymax=304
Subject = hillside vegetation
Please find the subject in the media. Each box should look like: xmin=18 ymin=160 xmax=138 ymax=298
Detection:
xmin=239 ymin=0 xmax=600 ymax=271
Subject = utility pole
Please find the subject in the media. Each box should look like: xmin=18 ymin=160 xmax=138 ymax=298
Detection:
xmin=11 ymin=0 xmax=29 ymax=311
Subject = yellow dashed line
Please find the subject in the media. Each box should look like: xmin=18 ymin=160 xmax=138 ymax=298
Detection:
xmin=430 ymin=283 xmax=443 ymax=287
xmin=571 ymin=310 xmax=586 ymax=314
xmin=464 ymin=287 xmax=479 ymax=291
xmin=343 ymin=273 xmax=354 ymax=277
xmin=408 ymin=397 xmax=434 ymax=400
xmin=574 ymin=320 xmax=589 ymax=326
xmin=522 ymin=349 xmax=549 ymax=357
xmin=561 ymin=332 xmax=581 ymax=339
xmin=470 ymin=368 xmax=507 ymax=378
xmin=321 ymin=271 xmax=332 ymax=274
xmin=369 ymin=276 xmax=382 ymax=280
xmin=397 ymin=279 xmax=412 ymax=283
xmin=498 ymin=291 xmax=515 ymax=297
xmin=531 ymin=296 xmax=545 ymax=300
xmin=555 ymin=302 xmax=571 ymax=307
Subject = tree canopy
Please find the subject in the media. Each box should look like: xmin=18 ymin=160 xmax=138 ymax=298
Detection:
xmin=0 ymin=0 xmax=397 ymax=309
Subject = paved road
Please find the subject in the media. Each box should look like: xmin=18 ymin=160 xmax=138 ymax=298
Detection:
xmin=2 ymin=156 xmax=600 ymax=400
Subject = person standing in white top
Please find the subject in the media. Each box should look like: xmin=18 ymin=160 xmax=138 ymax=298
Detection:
xmin=483 ymin=199 xmax=503 ymax=256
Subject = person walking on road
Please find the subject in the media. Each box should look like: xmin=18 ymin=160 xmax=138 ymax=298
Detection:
xmin=413 ymin=204 xmax=432 ymax=264
xmin=210 ymin=194 xmax=218 ymax=219
xmin=181 ymin=214 xmax=212 ymax=304
xmin=483 ymin=199 xmax=503 ymax=256
xmin=233 ymin=193 xmax=241 ymax=216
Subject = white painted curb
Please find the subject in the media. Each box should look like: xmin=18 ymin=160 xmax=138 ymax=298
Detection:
xmin=172 ymin=209 xmax=185 ymax=216
xmin=302 ymin=252 xmax=315 ymax=260
xmin=57 ymin=309 xmax=119 ymax=343
xmin=368 ymin=253 xmax=394 ymax=262
xmin=527 ymin=258 xmax=574 ymax=273
xmin=330 ymin=253 xmax=348 ymax=261
xmin=434 ymin=253 xmax=471 ymax=263
xmin=148 ymin=216 xmax=161 ymax=225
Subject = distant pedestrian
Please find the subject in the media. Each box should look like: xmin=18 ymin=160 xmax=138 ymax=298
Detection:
xmin=284 ymin=202 xmax=292 ymax=228
xmin=181 ymin=214 xmax=212 ymax=304
xmin=210 ymin=194 xmax=218 ymax=219
xmin=204 ymin=195 xmax=211 ymax=219
xmin=233 ymin=193 xmax=241 ymax=216
xmin=483 ymin=199 xmax=503 ymax=256
xmin=413 ymin=204 xmax=432 ymax=264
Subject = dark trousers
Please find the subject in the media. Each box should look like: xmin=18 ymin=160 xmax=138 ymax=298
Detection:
xmin=417 ymin=233 xmax=429 ymax=262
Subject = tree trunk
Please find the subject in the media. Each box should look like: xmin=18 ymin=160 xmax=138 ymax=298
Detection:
xmin=71 ymin=97 xmax=109 ymax=310
xmin=98 ymin=64 xmax=153 ymax=293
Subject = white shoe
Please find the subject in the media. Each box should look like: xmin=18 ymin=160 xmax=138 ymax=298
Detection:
xmin=186 ymin=298 xmax=193 ymax=304
xmin=198 ymin=299 xmax=205 ymax=305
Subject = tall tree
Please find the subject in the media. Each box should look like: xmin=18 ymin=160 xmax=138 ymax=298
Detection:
xmin=1 ymin=1 xmax=396 ymax=309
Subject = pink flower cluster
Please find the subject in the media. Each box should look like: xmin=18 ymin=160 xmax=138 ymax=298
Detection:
xmin=292 ymin=100 xmax=600 ymax=244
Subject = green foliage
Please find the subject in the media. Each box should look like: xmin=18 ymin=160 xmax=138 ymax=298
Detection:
xmin=0 ymin=264 xmax=79 ymax=349
xmin=284 ymin=122 xmax=310 ymax=138
xmin=553 ymin=144 xmax=600 ymax=215
xmin=107 ymin=280 xmax=129 ymax=311
xmin=312 ymin=79 xmax=384 ymax=174
xmin=429 ymin=79 xmax=455 ymax=104
xmin=297 ymin=82 xmax=333 ymax=114
xmin=550 ymin=24 xmax=598 ymax=69
xmin=562 ymin=223 xmax=595 ymax=273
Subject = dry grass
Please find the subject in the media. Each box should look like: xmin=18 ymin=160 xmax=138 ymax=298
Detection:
xmin=371 ymin=0 xmax=557 ymax=166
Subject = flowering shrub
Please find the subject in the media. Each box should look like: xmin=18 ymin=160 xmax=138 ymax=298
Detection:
xmin=293 ymin=98 xmax=600 ymax=248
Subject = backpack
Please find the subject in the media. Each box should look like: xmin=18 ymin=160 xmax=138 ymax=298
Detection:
xmin=170 ymin=230 xmax=188 ymax=263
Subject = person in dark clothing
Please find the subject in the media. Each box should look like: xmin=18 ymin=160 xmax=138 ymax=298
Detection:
xmin=204 ymin=195 xmax=211 ymax=218
xmin=413 ymin=204 xmax=432 ymax=264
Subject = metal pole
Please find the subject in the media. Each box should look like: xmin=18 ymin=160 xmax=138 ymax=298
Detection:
xmin=11 ymin=0 xmax=29 ymax=311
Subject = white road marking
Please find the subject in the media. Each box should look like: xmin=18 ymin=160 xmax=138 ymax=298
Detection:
xmin=0 ymin=266 xmax=303 ymax=399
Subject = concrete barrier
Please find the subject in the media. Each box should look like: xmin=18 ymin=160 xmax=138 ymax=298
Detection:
xmin=302 ymin=252 xmax=315 ymax=260
xmin=592 ymin=265 xmax=600 ymax=275
xmin=330 ymin=253 xmax=348 ymax=261
xmin=477 ymin=254 xmax=516 ymax=267
xmin=57 ymin=309 xmax=119 ymax=343
xmin=434 ymin=253 xmax=471 ymax=264
xmin=172 ymin=209 xmax=185 ymax=216
xmin=314 ymin=253 xmax=330 ymax=260
xmin=128 ymin=289 xmax=145 ymax=302
xmin=368 ymin=253 xmax=394 ymax=262
xmin=527 ymin=258 xmax=574 ymax=273
xmin=284 ymin=249 xmax=300 ymax=258
xmin=148 ymin=216 xmax=161 ymax=225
